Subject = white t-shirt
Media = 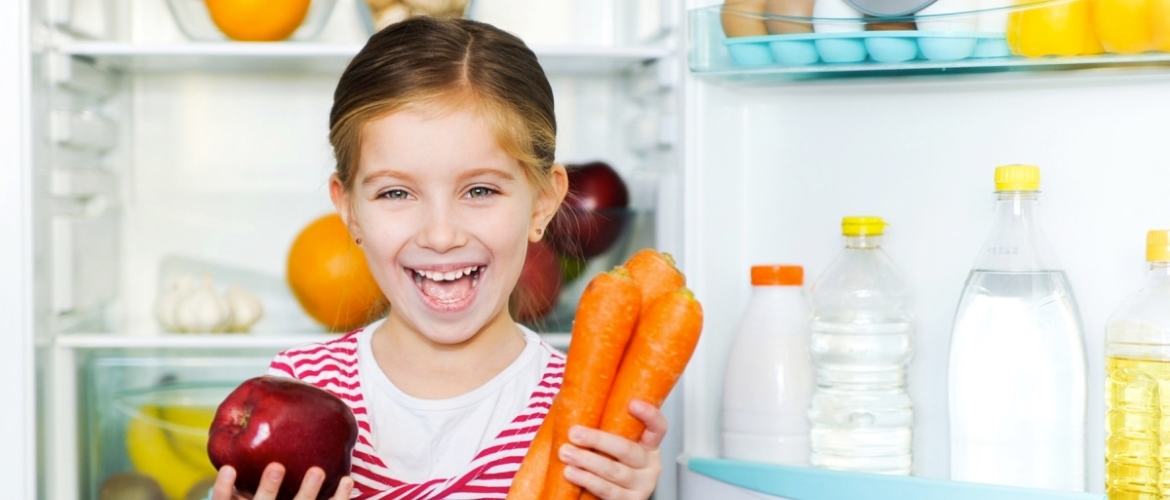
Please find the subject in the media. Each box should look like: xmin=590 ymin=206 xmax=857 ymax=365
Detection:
xmin=355 ymin=319 xmax=553 ymax=483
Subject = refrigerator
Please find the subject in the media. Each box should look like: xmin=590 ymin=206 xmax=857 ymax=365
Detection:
xmin=5 ymin=0 xmax=1170 ymax=498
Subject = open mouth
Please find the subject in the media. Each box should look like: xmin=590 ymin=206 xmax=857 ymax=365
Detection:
xmin=407 ymin=265 xmax=483 ymax=307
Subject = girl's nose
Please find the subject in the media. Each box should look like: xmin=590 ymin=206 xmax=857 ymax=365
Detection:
xmin=417 ymin=203 xmax=468 ymax=252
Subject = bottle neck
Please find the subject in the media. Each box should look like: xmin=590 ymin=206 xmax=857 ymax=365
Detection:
xmin=971 ymin=190 xmax=1060 ymax=271
xmin=845 ymin=234 xmax=883 ymax=249
xmin=1149 ymin=261 xmax=1170 ymax=279
xmin=994 ymin=190 xmax=1040 ymax=222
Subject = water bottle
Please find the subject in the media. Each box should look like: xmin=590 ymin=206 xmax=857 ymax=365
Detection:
xmin=722 ymin=265 xmax=813 ymax=466
xmin=1106 ymin=230 xmax=1170 ymax=498
xmin=948 ymin=164 xmax=1087 ymax=490
xmin=809 ymin=216 xmax=914 ymax=475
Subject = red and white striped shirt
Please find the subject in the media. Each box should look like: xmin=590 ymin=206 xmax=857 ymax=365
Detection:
xmin=267 ymin=326 xmax=565 ymax=499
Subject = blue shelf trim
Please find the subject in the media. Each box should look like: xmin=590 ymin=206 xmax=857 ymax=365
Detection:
xmin=687 ymin=457 xmax=1105 ymax=500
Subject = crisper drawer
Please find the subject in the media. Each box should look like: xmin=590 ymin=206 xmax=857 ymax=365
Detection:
xmin=82 ymin=351 xmax=273 ymax=500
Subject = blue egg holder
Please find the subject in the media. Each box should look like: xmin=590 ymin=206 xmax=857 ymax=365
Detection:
xmin=724 ymin=31 xmax=1011 ymax=67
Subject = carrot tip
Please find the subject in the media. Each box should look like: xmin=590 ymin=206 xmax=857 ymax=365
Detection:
xmin=660 ymin=251 xmax=677 ymax=268
xmin=610 ymin=266 xmax=631 ymax=278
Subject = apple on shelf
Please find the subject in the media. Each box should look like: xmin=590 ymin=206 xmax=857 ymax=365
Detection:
xmin=513 ymin=240 xmax=563 ymax=323
xmin=208 ymin=377 xmax=358 ymax=500
xmin=547 ymin=161 xmax=632 ymax=259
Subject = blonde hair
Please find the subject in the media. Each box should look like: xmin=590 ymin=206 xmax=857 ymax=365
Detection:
xmin=329 ymin=17 xmax=558 ymax=197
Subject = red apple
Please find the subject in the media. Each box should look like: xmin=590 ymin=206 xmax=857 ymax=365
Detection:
xmin=548 ymin=162 xmax=631 ymax=258
xmin=513 ymin=240 xmax=563 ymax=322
xmin=208 ymin=376 xmax=358 ymax=500
xmin=564 ymin=161 xmax=629 ymax=211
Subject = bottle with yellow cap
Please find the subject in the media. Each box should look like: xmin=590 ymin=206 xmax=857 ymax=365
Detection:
xmin=948 ymin=164 xmax=1087 ymax=491
xmin=721 ymin=265 xmax=814 ymax=466
xmin=808 ymin=216 xmax=915 ymax=475
xmin=1105 ymin=230 xmax=1170 ymax=499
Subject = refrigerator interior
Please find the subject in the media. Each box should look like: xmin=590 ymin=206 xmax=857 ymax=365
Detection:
xmin=680 ymin=1 xmax=1170 ymax=492
xmin=32 ymin=0 xmax=680 ymax=497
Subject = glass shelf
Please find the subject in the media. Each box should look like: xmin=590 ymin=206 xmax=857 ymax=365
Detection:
xmin=58 ymin=42 xmax=672 ymax=75
xmin=687 ymin=457 xmax=1104 ymax=499
xmin=53 ymin=331 xmax=571 ymax=350
xmin=691 ymin=1 xmax=1170 ymax=80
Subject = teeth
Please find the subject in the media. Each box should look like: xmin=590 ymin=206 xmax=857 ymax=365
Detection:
xmin=413 ymin=266 xmax=479 ymax=282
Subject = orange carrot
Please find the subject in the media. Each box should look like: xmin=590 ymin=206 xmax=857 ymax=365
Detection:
xmin=623 ymin=249 xmax=685 ymax=316
xmin=506 ymin=402 xmax=559 ymax=500
xmin=542 ymin=268 xmax=641 ymax=500
xmin=579 ymin=288 xmax=703 ymax=500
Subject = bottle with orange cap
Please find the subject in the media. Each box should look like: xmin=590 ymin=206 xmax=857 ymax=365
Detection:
xmin=1105 ymin=229 xmax=1170 ymax=499
xmin=808 ymin=216 xmax=915 ymax=475
xmin=721 ymin=264 xmax=813 ymax=466
xmin=948 ymin=164 xmax=1087 ymax=491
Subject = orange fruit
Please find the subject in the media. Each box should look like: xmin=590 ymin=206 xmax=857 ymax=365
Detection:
xmin=287 ymin=214 xmax=389 ymax=332
xmin=205 ymin=0 xmax=312 ymax=42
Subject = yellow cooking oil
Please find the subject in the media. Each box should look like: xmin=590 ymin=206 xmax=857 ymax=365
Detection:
xmin=1107 ymin=356 xmax=1170 ymax=499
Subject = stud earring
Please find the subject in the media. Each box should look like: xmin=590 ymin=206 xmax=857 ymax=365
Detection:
xmin=535 ymin=228 xmax=544 ymax=236
xmin=355 ymin=237 xmax=362 ymax=245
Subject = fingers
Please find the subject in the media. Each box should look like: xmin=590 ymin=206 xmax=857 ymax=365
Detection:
xmin=209 ymin=464 xmax=350 ymax=500
xmin=567 ymin=425 xmax=647 ymax=469
xmin=629 ymin=400 xmax=668 ymax=450
xmin=559 ymin=442 xmax=660 ymax=500
xmin=211 ymin=466 xmax=236 ymax=500
xmin=291 ymin=467 xmax=325 ymax=500
xmin=563 ymin=458 xmax=627 ymax=500
xmin=563 ymin=426 xmax=662 ymax=499
xmin=253 ymin=463 xmax=287 ymax=499
xmin=331 ymin=476 xmax=355 ymax=500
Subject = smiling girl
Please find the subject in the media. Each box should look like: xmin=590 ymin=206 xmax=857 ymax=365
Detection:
xmin=210 ymin=16 xmax=667 ymax=500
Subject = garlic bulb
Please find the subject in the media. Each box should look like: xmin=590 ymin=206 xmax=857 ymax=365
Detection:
xmin=172 ymin=275 xmax=232 ymax=333
xmin=225 ymin=285 xmax=264 ymax=333
xmin=154 ymin=274 xmax=264 ymax=333
xmin=154 ymin=274 xmax=195 ymax=332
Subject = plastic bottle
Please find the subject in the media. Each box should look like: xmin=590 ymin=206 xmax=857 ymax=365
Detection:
xmin=948 ymin=164 xmax=1087 ymax=491
xmin=809 ymin=216 xmax=914 ymax=475
xmin=722 ymin=265 xmax=813 ymax=466
xmin=1106 ymin=230 xmax=1170 ymax=498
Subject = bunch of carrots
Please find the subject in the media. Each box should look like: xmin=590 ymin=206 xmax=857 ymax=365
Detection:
xmin=506 ymin=248 xmax=704 ymax=500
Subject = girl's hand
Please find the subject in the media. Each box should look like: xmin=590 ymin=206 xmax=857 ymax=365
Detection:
xmin=558 ymin=400 xmax=667 ymax=500
xmin=210 ymin=463 xmax=354 ymax=500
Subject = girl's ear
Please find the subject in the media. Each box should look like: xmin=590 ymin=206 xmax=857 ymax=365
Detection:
xmin=330 ymin=174 xmax=362 ymax=243
xmin=531 ymin=163 xmax=569 ymax=242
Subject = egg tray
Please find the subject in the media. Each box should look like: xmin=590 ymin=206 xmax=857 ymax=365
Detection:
xmin=724 ymin=31 xmax=1010 ymax=67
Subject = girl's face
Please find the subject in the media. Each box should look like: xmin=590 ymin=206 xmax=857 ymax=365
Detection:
xmin=331 ymin=107 xmax=565 ymax=346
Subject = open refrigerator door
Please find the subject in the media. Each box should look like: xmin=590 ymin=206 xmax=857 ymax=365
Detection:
xmin=1 ymin=0 xmax=36 ymax=498
xmin=678 ymin=0 xmax=1170 ymax=498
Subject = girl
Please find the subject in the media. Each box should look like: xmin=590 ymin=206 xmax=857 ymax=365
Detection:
xmin=211 ymin=16 xmax=668 ymax=500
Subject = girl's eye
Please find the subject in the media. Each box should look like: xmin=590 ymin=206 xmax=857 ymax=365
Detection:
xmin=467 ymin=186 xmax=498 ymax=199
xmin=379 ymin=189 xmax=410 ymax=200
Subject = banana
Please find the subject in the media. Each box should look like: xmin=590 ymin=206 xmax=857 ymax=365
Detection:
xmin=156 ymin=405 xmax=217 ymax=467
xmin=125 ymin=405 xmax=217 ymax=500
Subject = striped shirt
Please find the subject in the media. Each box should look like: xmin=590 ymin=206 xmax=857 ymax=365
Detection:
xmin=267 ymin=326 xmax=565 ymax=499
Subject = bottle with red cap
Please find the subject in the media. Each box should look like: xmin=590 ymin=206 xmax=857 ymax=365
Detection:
xmin=721 ymin=264 xmax=813 ymax=466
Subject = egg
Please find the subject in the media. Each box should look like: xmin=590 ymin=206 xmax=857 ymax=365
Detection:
xmin=813 ymin=0 xmax=865 ymax=33
xmin=722 ymin=0 xmax=769 ymax=38
xmin=765 ymin=0 xmax=815 ymax=34
xmin=975 ymin=0 xmax=1012 ymax=32
xmin=864 ymin=14 xmax=917 ymax=30
xmin=915 ymin=0 xmax=978 ymax=31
